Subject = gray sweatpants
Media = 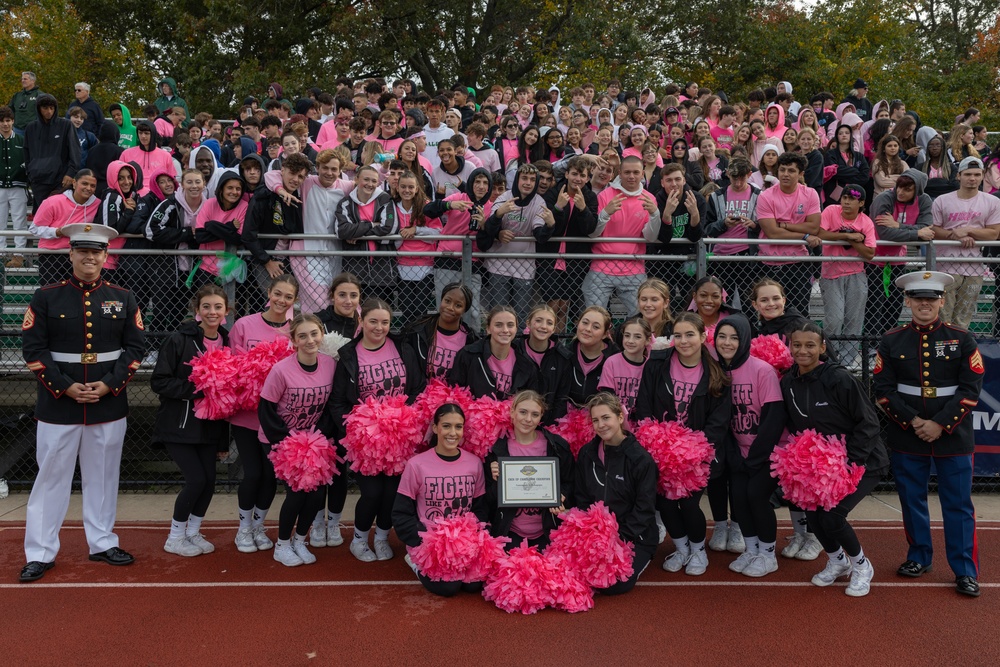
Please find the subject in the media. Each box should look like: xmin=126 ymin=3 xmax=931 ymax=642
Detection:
xmin=819 ymin=271 xmax=867 ymax=365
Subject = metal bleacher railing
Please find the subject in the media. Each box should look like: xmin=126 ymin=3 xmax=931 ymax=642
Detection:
xmin=0 ymin=231 xmax=997 ymax=492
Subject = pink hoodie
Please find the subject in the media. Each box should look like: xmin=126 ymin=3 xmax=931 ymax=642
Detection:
xmin=29 ymin=190 xmax=99 ymax=250
xmin=763 ymin=103 xmax=787 ymax=141
xmin=99 ymin=160 xmax=137 ymax=270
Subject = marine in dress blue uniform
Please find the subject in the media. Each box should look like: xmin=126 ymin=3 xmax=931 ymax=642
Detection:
xmin=872 ymin=271 xmax=984 ymax=597
xmin=19 ymin=223 xmax=146 ymax=582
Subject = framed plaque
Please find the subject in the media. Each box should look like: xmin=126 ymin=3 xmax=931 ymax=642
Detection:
xmin=497 ymin=457 xmax=560 ymax=508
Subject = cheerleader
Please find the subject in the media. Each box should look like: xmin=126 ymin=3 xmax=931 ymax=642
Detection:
xmin=331 ymin=298 xmax=426 ymax=562
xmin=316 ymin=272 xmax=361 ymax=337
xmin=781 ymin=322 xmax=888 ymax=597
xmin=613 ymin=278 xmax=673 ymax=347
xmin=714 ymin=314 xmax=786 ymax=577
xmin=750 ymin=277 xmax=823 ymax=561
xmin=392 ymin=403 xmax=489 ymax=597
xmin=230 ymin=274 xmax=298 ymax=554
xmin=447 ymin=305 xmax=538 ymax=399
xmin=562 ymin=306 xmax=619 ymax=409
xmin=689 ymin=275 xmax=737 ymax=339
xmin=513 ymin=304 xmax=570 ymax=424
xmin=258 ymin=314 xmax=338 ymax=567
xmin=633 ymin=312 xmax=732 ymax=576
xmin=485 ymin=391 xmax=574 ymax=548
xmin=597 ymin=317 xmax=651 ymax=421
xmin=153 ymin=285 xmax=231 ymax=557
xmin=575 ymin=393 xmax=658 ymax=595
xmin=309 ymin=272 xmax=361 ymax=549
xmin=404 ymin=283 xmax=478 ymax=379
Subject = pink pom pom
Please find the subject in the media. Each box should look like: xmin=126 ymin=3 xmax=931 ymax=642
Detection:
xmin=704 ymin=324 xmax=716 ymax=349
xmin=462 ymin=395 xmax=513 ymax=460
xmin=342 ymin=395 xmax=426 ymax=476
xmin=770 ymin=429 xmax=866 ymax=511
xmin=750 ymin=334 xmax=794 ymax=373
xmin=546 ymin=502 xmax=635 ymax=588
xmin=548 ymin=407 xmax=595 ymax=460
xmin=413 ymin=379 xmax=475 ymax=445
xmin=187 ymin=347 xmax=241 ymax=420
xmin=635 ymin=419 xmax=715 ymax=499
xmin=409 ymin=513 xmax=509 ymax=583
xmin=543 ymin=554 xmax=595 ymax=613
xmin=483 ymin=544 xmax=555 ymax=614
xmin=268 ymin=429 xmax=342 ymax=492
xmin=234 ymin=338 xmax=294 ymax=412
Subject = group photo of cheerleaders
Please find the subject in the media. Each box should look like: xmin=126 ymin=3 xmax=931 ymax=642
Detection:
xmin=149 ymin=266 xmax=900 ymax=606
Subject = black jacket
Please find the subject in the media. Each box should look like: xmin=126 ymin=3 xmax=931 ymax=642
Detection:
xmin=23 ymin=95 xmax=80 ymax=187
xmin=242 ymin=182 xmax=304 ymax=263
xmin=654 ymin=185 xmax=706 ymax=256
xmin=150 ymin=321 xmax=230 ymax=448
xmin=404 ymin=315 xmax=479 ymax=380
xmin=316 ymin=307 xmax=358 ymax=338
xmin=560 ymin=339 xmax=620 ymax=409
xmin=538 ymin=179 xmax=599 ymax=266
xmin=446 ymin=339 xmax=539 ymax=400
xmin=484 ymin=429 xmax=576 ymax=538
xmin=781 ymin=361 xmax=888 ymax=472
xmin=89 ymin=120 xmax=125 ymax=199
xmin=513 ymin=337 xmax=571 ymax=424
xmin=574 ymin=433 xmax=658 ymax=550
xmin=823 ymin=148 xmax=871 ymax=206
xmin=754 ymin=306 xmax=809 ymax=343
xmin=632 ymin=347 xmax=733 ymax=470
xmin=330 ymin=334 xmax=426 ymax=440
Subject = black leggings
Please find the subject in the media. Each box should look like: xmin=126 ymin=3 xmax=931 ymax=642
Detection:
xmin=707 ymin=469 xmax=731 ymax=523
xmin=730 ymin=466 xmax=779 ymax=542
xmin=234 ymin=425 xmax=277 ymax=513
xmin=597 ymin=544 xmax=656 ymax=596
xmin=805 ymin=471 xmax=881 ymax=558
xmin=658 ymin=490 xmax=707 ymax=543
xmin=354 ymin=473 xmax=401 ymax=532
xmin=166 ymin=442 xmax=217 ymax=523
xmin=418 ymin=574 xmax=484 ymax=598
xmin=278 ymin=488 xmax=326 ymax=541
xmin=324 ymin=445 xmax=350 ymax=514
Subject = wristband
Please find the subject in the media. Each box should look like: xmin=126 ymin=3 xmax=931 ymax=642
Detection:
xmin=802 ymin=234 xmax=810 ymax=241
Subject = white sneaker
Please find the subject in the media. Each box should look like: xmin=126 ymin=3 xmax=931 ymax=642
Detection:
xmin=253 ymin=526 xmax=273 ymax=551
xmin=811 ymin=557 xmax=852 ymax=587
xmin=404 ymin=553 xmax=420 ymax=577
xmin=727 ymin=524 xmax=746 ymax=553
xmin=327 ymin=523 xmax=345 ymax=547
xmin=845 ymin=559 xmax=874 ymax=597
xmin=292 ymin=536 xmax=317 ymax=565
xmin=234 ymin=527 xmax=258 ymax=553
xmin=273 ymin=541 xmax=303 ymax=567
xmin=795 ymin=533 xmax=823 ymax=561
xmin=708 ymin=524 xmax=729 ymax=552
xmin=187 ymin=533 xmax=215 ymax=554
xmin=350 ymin=540 xmax=377 ymax=563
xmin=685 ymin=549 xmax=708 ymax=576
xmin=781 ymin=533 xmax=805 ymax=559
xmin=373 ymin=539 xmax=394 ymax=561
xmin=164 ymin=536 xmax=202 ymax=557
xmin=662 ymin=549 xmax=692 ymax=573
xmin=729 ymin=551 xmax=756 ymax=573
xmin=743 ymin=553 xmax=779 ymax=578
xmin=310 ymin=522 xmax=328 ymax=548
xmin=655 ymin=514 xmax=667 ymax=544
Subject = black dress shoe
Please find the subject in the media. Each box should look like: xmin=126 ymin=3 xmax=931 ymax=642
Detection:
xmin=88 ymin=547 xmax=135 ymax=566
xmin=897 ymin=560 xmax=932 ymax=578
xmin=956 ymin=576 xmax=981 ymax=597
xmin=19 ymin=561 xmax=55 ymax=582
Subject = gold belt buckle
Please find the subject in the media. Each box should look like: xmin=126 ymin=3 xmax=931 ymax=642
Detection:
xmin=81 ymin=353 xmax=97 ymax=364
xmin=922 ymin=387 xmax=937 ymax=399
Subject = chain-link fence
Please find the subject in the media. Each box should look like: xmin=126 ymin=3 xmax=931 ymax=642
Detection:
xmin=2 ymin=232 xmax=998 ymax=492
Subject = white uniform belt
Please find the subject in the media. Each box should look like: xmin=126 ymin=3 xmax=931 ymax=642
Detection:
xmin=50 ymin=350 xmax=122 ymax=364
xmin=897 ymin=384 xmax=957 ymax=397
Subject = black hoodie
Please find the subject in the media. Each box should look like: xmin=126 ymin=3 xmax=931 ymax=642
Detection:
xmin=715 ymin=314 xmax=788 ymax=472
xmin=559 ymin=338 xmax=621 ymax=409
xmin=89 ymin=120 xmax=124 ymax=198
xmin=403 ymin=314 xmax=480 ymax=379
xmin=23 ymin=94 xmax=80 ymax=187
xmin=446 ymin=338 xmax=539 ymax=400
xmin=151 ymin=320 xmax=231 ymax=448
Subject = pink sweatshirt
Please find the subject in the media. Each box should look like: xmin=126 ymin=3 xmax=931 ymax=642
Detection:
xmin=29 ymin=190 xmax=99 ymax=250
xmin=592 ymin=179 xmax=659 ymax=275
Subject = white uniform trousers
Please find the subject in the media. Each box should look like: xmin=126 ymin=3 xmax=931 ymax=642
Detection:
xmin=24 ymin=418 xmax=128 ymax=562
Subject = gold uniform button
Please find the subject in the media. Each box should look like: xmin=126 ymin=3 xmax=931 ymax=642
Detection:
xmin=923 ymin=371 xmax=930 ymax=377
xmin=59 ymin=314 xmax=65 ymax=318
xmin=86 ymin=344 xmax=92 ymax=350
xmin=900 ymin=355 xmax=905 ymax=359
xmin=924 ymin=352 xmax=930 ymax=357
xmin=84 ymin=292 xmax=90 ymax=297
xmin=112 ymin=315 xmax=117 ymax=319
xmin=923 ymin=343 xmax=929 ymax=348
xmin=923 ymin=362 xmax=930 ymax=368
xmin=923 ymin=381 xmax=930 ymax=386
xmin=87 ymin=333 xmax=93 ymax=339
xmin=86 ymin=311 xmax=92 ymax=317
xmin=85 ymin=301 xmax=91 ymax=306
xmin=86 ymin=322 xmax=92 ymax=328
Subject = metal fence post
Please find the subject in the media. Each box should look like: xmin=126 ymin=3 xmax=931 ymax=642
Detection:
xmin=461 ymin=236 xmax=473 ymax=287
xmin=696 ymin=240 xmax=707 ymax=280
xmin=925 ymin=241 xmax=936 ymax=271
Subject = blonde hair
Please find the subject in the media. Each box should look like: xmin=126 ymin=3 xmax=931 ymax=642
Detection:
xmin=636 ymin=278 xmax=673 ymax=333
xmin=512 ymin=389 xmax=548 ymax=415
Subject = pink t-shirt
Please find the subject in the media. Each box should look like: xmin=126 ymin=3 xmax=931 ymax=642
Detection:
xmin=397 ymin=448 xmax=486 ymax=545
xmin=932 ymin=192 xmax=1000 ymax=276
xmin=397 ymin=207 xmax=442 ymax=268
xmin=670 ymin=354 xmax=703 ymax=425
xmin=507 ymin=433 xmax=548 ymax=539
xmin=592 ymin=187 xmax=655 ymax=276
xmin=597 ymin=353 xmax=646 ymax=417
xmin=819 ymin=206 xmax=877 ymax=279
xmin=357 ymin=340 xmax=407 ymax=400
xmin=577 ymin=348 xmax=604 ymax=377
xmin=705 ymin=158 xmax=722 ymax=183
xmin=487 ymin=351 xmax=515 ymax=395
xmin=756 ymin=184 xmax=821 ymax=263
xmin=257 ymin=354 xmax=336 ymax=443
xmin=228 ymin=314 xmax=290 ymax=430
xmin=428 ymin=328 xmax=467 ymax=378
xmin=714 ymin=186 xmax=754 ymax=255
xmin=524 ymin=340 xmax=552 ymax=367
xmin=728 ymin=356 xmax=783 ymax=458
xmin=710 ymin=125 xmax=735 ymax=150
xmin=880 ymin=199 xmax=923 ymax=262
xmin=203 ymin=335 xmax=223 ymax=352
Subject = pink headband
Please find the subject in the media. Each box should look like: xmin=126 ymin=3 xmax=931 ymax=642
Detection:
xmin=408 ymin=131 xmax=426 ymax=140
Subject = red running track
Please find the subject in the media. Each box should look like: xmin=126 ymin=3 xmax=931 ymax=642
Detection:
xmin=1 ymin=520 xmax=996 ymax=666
